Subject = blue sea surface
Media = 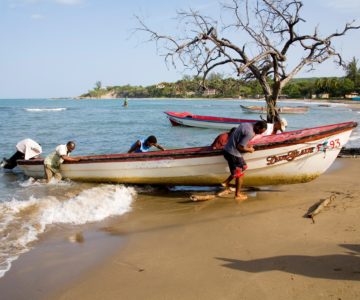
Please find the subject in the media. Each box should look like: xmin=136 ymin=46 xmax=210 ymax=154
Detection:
xmin=0 ymin=98 xmax=359 ymax=156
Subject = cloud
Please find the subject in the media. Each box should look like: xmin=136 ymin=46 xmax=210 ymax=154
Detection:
xmin=8 ymin=0 xmax=41 ymax=6
xmin=322 ymin=0 xmax=360 ymax=12
xmin=31 ymin=13 xmax=44 ymax=19
xmin=8 ymin=0 xmax=84 ymax=8
xmin=55 ymin=0 xmax=83 ymax=5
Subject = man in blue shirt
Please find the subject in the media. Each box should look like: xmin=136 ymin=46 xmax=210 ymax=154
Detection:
xmin=128 ymin=135 xmax=165 ymax=153
xmin=221 ymin=121 xmax=267 ymax=202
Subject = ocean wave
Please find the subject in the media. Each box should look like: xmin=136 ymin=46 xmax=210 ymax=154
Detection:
xmin=0 ymin=184 xmax=136 ymax=278
xmin=24 ymin=108 xmax=67 ymax=112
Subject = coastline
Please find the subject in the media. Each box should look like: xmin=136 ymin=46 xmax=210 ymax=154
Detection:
xmin=72 ymin=96 xmax=360 ymax=111
xmin=5 ymin=96 xmax=360 ymax=112
xmin=0 ymin=220 xmax=128 ymax=300
xmin=1 ymin=158 xmax=358 ymax=299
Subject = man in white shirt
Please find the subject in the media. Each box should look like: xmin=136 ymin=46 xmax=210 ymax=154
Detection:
xmin=43 ymin=141 xmax=80 ymax=182
xmin=1 ymin=138 xmax=42 ymax=169
xmin=263 ymin=117 xmax=288 ymax=135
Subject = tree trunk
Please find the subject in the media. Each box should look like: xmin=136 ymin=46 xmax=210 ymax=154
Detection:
xmin=265 ymin=95 xmax=278 ymax=122
xmin=265 ymin=82 xmax=282 ymax=122
xmin=260 ymin=80 xmax=279 ymax=123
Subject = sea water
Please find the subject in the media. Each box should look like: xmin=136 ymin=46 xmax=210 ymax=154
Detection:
xmin=0 ymin=98 xmax=359 ymax=277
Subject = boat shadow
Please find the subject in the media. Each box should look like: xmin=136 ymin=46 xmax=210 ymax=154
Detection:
xmin=137 ymin=186 xmax=286 ymax=204
xmin=216 ymin=244 xmax=360 ymax=281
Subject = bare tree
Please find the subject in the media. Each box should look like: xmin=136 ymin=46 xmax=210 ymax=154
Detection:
xmin=136 ymin=0 xmax=359 ymax=121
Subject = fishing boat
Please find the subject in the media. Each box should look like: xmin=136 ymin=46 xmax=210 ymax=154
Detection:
xmin=165 ymin=111 xmax=257 ymax=129
xmin=17 ymin=121 xmax=357 ymax=186
xmin=240 ymin=104 xmax=309 ymax=114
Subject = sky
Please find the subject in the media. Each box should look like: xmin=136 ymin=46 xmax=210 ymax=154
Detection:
xmin=0 ymin=0 xmax=360 ymax=98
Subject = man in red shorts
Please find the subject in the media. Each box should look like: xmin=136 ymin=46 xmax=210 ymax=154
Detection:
xmin=221 ymin=121 xmax=267 ymax=202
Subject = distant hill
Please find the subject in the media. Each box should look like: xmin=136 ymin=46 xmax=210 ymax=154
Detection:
xmin=79 ymin=76 xmax=358 ymax=100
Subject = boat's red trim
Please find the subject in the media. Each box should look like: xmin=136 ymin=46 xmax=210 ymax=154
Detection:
xmin=251 ymin=121 xmax=356 ymax=149
xmin=169 ymin=118 xmax=181 ymax=126
xmin=164 ymin=111 xmax=257 ymax=123
xmin=17 ymin=121 xmax=358 ymax=166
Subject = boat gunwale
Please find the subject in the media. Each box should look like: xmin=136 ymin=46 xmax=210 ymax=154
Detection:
xmin=165 ymin=111 xmax=257 ymax=124
xmin=240 ymin=104 xmax=309 ymax=113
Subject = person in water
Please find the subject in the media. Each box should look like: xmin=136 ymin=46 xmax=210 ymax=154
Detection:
xmin=43 ymin=141 xmax=80 ymax=183
xmin=128 ymin=135 xmax=165 ymax=153
xmin=1 ymin=138 xmax=42 ymax=169
xmin=123 ymin=97 xmax=128 ymax=107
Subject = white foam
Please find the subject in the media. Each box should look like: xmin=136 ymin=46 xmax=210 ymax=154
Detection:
xmin=0 ymin=184 xmax=135 ymax=278
xmin=41 ymin=185 xmax=135 ymax=224
xmin=18 ymin=177 xmax=73 ymax=187
xmin=25 ymin=108 xmax=67 ymax=112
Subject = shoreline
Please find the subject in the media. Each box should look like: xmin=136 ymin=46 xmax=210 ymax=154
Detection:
xmin=2 ymin=96 xmax=360 ymax=109
xmin=1 ymin=158 xmax=359 ymax=299
xmin=0 ymin=220 xmax=128 ymax=299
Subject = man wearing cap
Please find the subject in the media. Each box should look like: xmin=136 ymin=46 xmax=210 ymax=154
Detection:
xmin=263 ymin=117 xmax=288 ymax=135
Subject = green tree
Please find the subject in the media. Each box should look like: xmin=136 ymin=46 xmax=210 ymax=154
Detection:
xmin=345 ymin=57 xmax=360 ymax=86
xmin=339 ymin=78 xmax=355 ymax=97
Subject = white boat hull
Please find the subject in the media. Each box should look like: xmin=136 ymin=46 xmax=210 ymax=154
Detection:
xmin=17 ymin=128 xmax=353 ymax=186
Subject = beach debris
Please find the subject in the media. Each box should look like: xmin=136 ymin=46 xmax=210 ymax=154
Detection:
xmin=216 ymin=189 xmax=233 ymax=197
xmin=190 ymin=187 xmax=237 ymax=201
xmin=67 ymin=232 xmax=84 ymax=243
xmin=217 ymin=187 xmax=236 ymax=197
xmin=115 ymin=260 xmax=144 ymax=272
xmin=190 ymin=194 xmax=216 ymax=202
xmin=306 ymin=194 xmax=336 ymax=223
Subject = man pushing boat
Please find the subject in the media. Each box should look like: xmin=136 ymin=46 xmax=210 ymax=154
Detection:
xmin=128 ymin=135 xmax=165 ymax=153
xmin=44 ymin=141 xmax=80 ymax=183
xmin=1 ymin=138 xmax=42 ymax=169
xmin=221 ymin=121 xmax=267 ymax=202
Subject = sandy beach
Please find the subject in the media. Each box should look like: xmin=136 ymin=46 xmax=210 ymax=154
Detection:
xmin=1 ymin=158 xmax=359 ymax=299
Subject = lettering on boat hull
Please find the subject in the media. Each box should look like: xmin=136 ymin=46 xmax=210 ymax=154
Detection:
xmin=266 ymin=147 xmax=315 ymax=165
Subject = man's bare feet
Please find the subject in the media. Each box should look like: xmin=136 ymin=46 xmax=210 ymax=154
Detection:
xmin=234 ymin=193 xmax=248 ymax=202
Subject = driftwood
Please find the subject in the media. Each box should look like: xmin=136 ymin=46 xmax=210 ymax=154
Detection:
xmin=190 ymin=188 xmax=236 ymax=201
xmin=190 ymin=194 xmax=216 ymax=202
xmin=306 ymin=194 xmax=336 ymax=223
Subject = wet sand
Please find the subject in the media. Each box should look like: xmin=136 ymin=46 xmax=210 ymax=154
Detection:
xmin=2 ymin=158 xmax=360 ymax=300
